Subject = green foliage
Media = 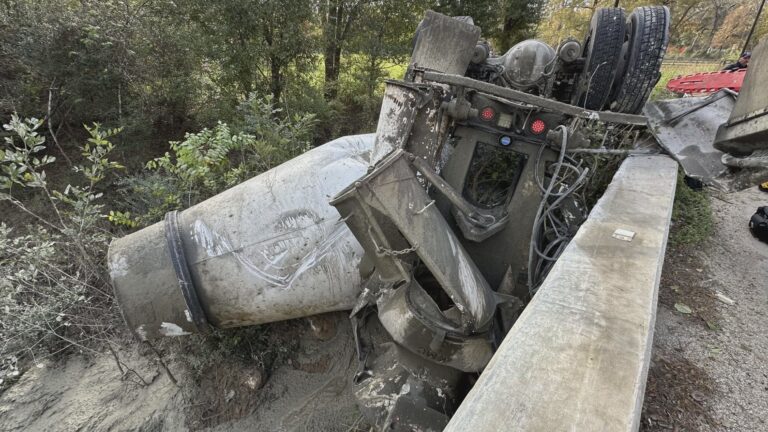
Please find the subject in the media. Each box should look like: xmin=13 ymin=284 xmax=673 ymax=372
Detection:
xmin=147 ymin=123 xmax=255 ymax=193
xmin=0 ymin=116 xmax=53 ymax=191
xmin=431 ymin=0 xmax=544 ymax=50
xmin=0 ymin=116 xmax=123 ymax=383
xmin=182 ymin=0 xmax=316 ymax=102
xmin=107 ymin=210 xmax=139 ymax=229
xmin=1 ymin=0 xmax=550 ymax=153
xmin=670 ymin=171 xmax=713 ymax=246
xmin=2 ymin=1 xmax=205 ymax=134
xmin=121 ymin=122 xmax=254 ymax=225
xmin=117 ymin=96 xmax=315 ymax=226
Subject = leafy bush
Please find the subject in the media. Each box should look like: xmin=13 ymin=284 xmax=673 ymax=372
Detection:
xmin=117 ymin=96 xmax=315 ymax=226
xmin=0 ymin=115 xmax=123 ymax=386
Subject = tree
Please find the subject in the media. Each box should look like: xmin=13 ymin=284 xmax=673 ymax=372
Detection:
xmin=431 ymin=0 xmax=544 ymax=50
xmin=183 ymin=0 xmax=316 ymax=105
xmin=499 ymin=0 xmax=546 ymax=51
xmin=0 ymin=0 xmax=209 ymax=142
xmin=535 ymin=0 xmax=749 ymax=58
xmin=712 ymin=1 xmax=767 ymax=52
xmin=320 ymin=0 xmax=366 ymax=100
xmin=351 ymin=1 xmax=425 ymax=97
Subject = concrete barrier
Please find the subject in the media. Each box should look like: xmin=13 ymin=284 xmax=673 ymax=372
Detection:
xmin=445 ymin=155 xmax=678 ymax=432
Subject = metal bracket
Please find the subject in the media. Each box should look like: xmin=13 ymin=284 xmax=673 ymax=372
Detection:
xmin=409 ymin=153 xmax=508 ymax=241
xmin=422 ymin=71 xmax=648 ymax=125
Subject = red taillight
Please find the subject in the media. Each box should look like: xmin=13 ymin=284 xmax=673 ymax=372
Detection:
xmin=530 ymin=118 xmax=547 ymax=134
xmin=480 ymin=107 xmax=495 ymax=121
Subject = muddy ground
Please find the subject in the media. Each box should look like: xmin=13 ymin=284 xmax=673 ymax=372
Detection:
xmin=0 ymin=314 xmax=365 ymax=432
xmin=1 ymin=187 xmax=766 ymax=431
xmin=641 ymin=186 xmax=768 ymax=431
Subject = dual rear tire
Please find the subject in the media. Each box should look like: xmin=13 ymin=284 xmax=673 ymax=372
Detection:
xmin=573 ymin=8 xmax=626 ymax=110
xmin=573 ymin=6 xmax=670 ymax=114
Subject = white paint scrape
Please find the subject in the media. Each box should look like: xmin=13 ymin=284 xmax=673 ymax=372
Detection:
xmin=109 ymin=253 xmax=129 ymax=278
xmin=158 ymin=322 xmax=191 ymax=337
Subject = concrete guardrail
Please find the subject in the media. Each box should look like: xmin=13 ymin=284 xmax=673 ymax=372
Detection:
xmin=445 ymin=155 xmax=678 ymax=432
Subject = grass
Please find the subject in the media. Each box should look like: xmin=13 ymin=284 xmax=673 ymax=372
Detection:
xmin=645 ymin=63 xmax=718 ymax=245
xmin=669 ymin=170 xmax=713 ymax=247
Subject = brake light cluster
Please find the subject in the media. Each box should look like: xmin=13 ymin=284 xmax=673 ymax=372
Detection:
xmin=478 ymin=105 xmax=548 ymax=136
xmin=530 ymin=119 xmax=547 ymax=135
xmin=480 ymin=106 xmax=496 ymax=121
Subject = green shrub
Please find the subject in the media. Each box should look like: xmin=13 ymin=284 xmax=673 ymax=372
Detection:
xmin=0 ymin=115 xmax=123 ymax=386
xmin=117 ymin=96 xmax=315 ymax=226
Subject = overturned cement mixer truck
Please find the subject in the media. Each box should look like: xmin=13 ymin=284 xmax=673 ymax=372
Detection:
xmin=109 ymin=8 xmax=670 ymax=430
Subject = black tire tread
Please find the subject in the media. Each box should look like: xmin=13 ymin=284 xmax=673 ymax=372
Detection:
xmin=611 ymin=6 xmax=670 ymax=114
xmin=575 ymin=8 xmax=626 ymax=110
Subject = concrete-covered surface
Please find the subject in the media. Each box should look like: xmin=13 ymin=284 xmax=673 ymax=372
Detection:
xmin=108 ymin=134 xmax=374 ymax=340
xmin=715 ymin=38 xmax=768 ymax=155
xmin=445 ymin=155 xmax=678 ymax=431
xmin=642 ymin=186 xmax=768 ymax=431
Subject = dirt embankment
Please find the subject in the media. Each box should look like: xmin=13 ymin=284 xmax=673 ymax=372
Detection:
xmin=0 ymin=313 xmax=366 ymax=432
xmin=642 ymin=187 xmax=768 ymax=431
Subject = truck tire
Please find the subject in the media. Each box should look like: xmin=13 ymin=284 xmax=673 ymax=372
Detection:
xmin=609 ymin=6 xmax=670 ymax=114
xmin=572 ymin=8 xmax=626 ymax=110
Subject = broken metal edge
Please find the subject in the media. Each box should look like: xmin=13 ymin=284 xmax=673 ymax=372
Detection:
xmin=714 ymin=114 xmax=768 ymax=156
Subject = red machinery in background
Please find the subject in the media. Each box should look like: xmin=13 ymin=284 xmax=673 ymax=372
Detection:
xmin=667 ymin=69 xmax=746 ymax=95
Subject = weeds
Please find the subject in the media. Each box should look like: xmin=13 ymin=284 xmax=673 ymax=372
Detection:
xmin=1 ymin=102 xmax=315 ymax=390
xmin=166 ymin=325 xmax=299 ymax=382
xmin=670 ymin=171 xmax=713 ymax=247
xmin=116 ymin=95 xmax=315 ymax=227
xmin=0 ymin=115 xmax=123 ymax=388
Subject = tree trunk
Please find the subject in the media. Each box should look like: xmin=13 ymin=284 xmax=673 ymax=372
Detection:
xmin=324 ymin=1 xmax=343 ymax=100
xmin=324 ymin=45 xmax=342 ymax=100
xmin=270 ymin=56 xmax=282 ymax=107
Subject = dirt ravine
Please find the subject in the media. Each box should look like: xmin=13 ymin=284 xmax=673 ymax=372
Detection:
xmin=642 ymin=186 xmax=768 ymax=431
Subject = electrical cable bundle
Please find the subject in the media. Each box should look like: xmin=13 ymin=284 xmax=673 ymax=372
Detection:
xmin=527 ymin=126 xmax=590 ymax=294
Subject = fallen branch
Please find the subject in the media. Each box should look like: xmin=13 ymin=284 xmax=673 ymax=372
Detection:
xmin=108 ymin=343 xmax=151 ymax=387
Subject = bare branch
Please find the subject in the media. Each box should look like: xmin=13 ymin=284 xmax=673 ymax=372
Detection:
xmin=47 ymin=80 xmax=73 ymax=167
